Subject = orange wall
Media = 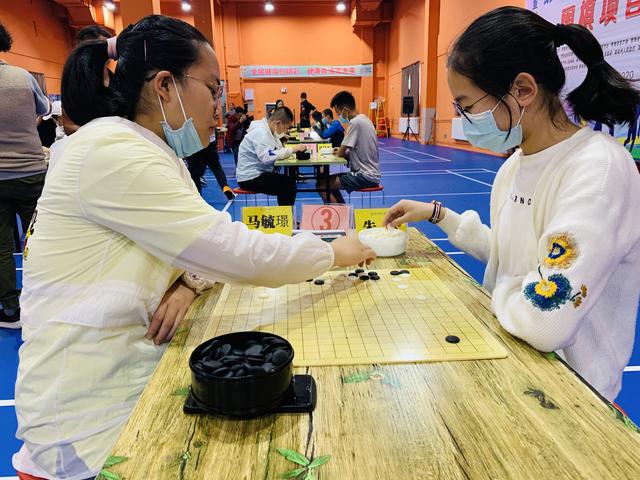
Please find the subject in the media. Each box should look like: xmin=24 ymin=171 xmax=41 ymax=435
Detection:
xmin=160 ymin=1 xmax=194 ymax=26
xmin=434 ymin=0 xmax=525 ymax=147
xmin=385 ymin=0 xmax=425 ymax=135
xmin=221 ymin=2 xmax=377 ymax=119
xmin=242 ymin=77 xmax=362 ymax=120
xmin=114 ymin=2 xmax=194 ymax=33
xmin=0 ymin=0 xmax=73 ymax=94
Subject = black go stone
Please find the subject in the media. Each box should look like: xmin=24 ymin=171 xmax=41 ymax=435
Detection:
xmin=359 ymin=275 xmax=370 ymax=281
xmin=445 ymin=335 xmax=460 ymax=344
xmin=213 ymin=366 xmax=230 ymax=376
xmin=247 ymin=354 xmax=266 ymax=364
xmin=314 ymin=279 xmax=325 ymax=285
xmin=355 ymin=268 xmax=365 ymax=274
xmin=390 ymin=270 xmax=401 ymax=276
xmin=203 ymin=359 xmax=223 ymax=370
xmin=245 ymin=344 xmax=263 ymax=356
xmin=272 ymin=349 xmax=289 ymax=366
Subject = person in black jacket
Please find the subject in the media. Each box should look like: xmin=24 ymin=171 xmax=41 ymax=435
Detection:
xmin=299 ymin=92 xmax=315 ymax=128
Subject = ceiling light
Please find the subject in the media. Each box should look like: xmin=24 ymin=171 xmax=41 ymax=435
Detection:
xmin=265 ymin=1 xmax=275 ymax=13
xmin=105 ymin=1 xmax=116 ymax=12
xmin=181 ymin=1 xmax=192 ymax=12
xmin=337 ymin=1 xmax=346 ymax=12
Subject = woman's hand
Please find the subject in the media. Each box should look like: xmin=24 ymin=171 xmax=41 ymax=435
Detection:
xmin=331 ymin=236 xmax=377 ymax=267
xmin=146 ymin=280 xmax=197 ymax=345
xmin=383 ymin=200 xmax=438 ymax=228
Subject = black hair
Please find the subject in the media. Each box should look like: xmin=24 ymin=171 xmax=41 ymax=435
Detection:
xmin=322 ymin=108 xmax=334 ymax=119
xmin=330 ymin=91 xmax=356 ymax=110
xmin=0 ymin=23 xmax=13 ymax=52
xmin=76 ymin=25 xmax=112 ymax=43
xmin=300 ymin=92 xmax=307 ymax=99
xmin=271 ymin=106 xmax=294 ymax=123
xmin=448 ymin=6 xmax=640 ymax=129
xmin=62 ymin=15 xmax=209 ymax=126
xmin=311 ymin=110 xmax=323 ymax=122
xmin=235 ymin=107 xmax=245 ymax=114
xmin=275 ymin=99 xmax=285 ymax=107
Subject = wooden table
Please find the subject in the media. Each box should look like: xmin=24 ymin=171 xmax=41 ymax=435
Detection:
xmin=275 ymin=155 xmax=348 ymax=203
xmin=110 ymin=229 xmax=640 ymax=479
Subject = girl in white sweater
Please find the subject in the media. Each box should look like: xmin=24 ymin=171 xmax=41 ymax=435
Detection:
xmin=385 ymin=7 xmax=640 ymax=402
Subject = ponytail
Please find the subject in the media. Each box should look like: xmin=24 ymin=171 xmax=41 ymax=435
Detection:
xmin=61 ymin=40 xmax=126 ymax=126
xmin=448 ymin=7 xmax=639 ymax=128
xmin=0 ymin=22 xmax=13 ymax=52
xmin=62 ymin=15 xmax=209 ymax=127
xmin=556 ymin=23 xmax=640 ymax=127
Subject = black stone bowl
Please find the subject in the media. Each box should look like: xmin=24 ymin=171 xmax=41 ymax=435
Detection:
xmin=189 ymin=331 xmax=294 ymax=418
xmin=295 ymin=151 xmax=311 ymax=160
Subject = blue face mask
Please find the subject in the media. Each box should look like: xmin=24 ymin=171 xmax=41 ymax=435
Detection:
xmin=462 ymin=98 xmax=525 ymax=153
xmin=158 ymin=76 xmax=204 ymax=158
xmin=322 ymin=118 xmax=329 ymax=126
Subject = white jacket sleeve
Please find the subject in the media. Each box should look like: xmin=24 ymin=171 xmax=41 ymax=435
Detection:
xmin=490 ymin=159 xmax=632 ymax=352
xmin=437 ymin=210 xmax=491 ymax=263
xmin=256 ymin=133 xmax=292 ymax=164
xmin=78 ymin=137 xmax=333 ymax=288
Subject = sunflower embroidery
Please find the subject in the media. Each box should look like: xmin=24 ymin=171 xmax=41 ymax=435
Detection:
xmin=524 ymin=273 xmax=573 ymax=311
xmin=524 ymin=268 xmax=588 ymax=311
xmin=543 ymin=233 xmax=579 ymax=269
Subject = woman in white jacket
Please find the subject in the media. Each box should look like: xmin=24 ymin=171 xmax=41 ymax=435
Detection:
xmin=385 ymin=7 xmax=640 ymax=402
xmin=14 ymin=15 xmax=375 ymax=480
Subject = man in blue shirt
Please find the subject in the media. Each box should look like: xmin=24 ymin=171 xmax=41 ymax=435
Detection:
xmin=320 ymin=109 xmax=345 ymax=148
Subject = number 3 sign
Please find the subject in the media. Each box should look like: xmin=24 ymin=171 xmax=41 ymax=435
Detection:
xmin=300 ymin=204 xmax=352 ymax=231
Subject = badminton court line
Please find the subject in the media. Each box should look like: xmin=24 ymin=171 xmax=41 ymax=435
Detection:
xmin=446 ymin=170 xmax=493 ymax=187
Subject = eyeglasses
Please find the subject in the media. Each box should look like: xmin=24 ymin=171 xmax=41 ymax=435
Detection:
xmin=183 ymin=74 xmax=221 ymax=103
xmin=144 ymin=71 xmax=221 ymax=103
xmin=452 ymin=93 xmax=490 ymax=123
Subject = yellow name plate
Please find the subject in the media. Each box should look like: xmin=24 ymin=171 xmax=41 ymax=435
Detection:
xmin=242 ymin=206 xmax=294 ymax=235
xmin=354 ymin=208 xmax=407 ymax=233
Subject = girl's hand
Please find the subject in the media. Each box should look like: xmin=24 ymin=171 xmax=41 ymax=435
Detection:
xmin=383 ymin=200 xmax=436 ymax=228
xmin=331 ymin=236 xmax=377 ymax=267
xmin=146 ymin=281 xmax=197 ymax=345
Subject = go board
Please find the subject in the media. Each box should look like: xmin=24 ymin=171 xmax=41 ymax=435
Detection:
xmin=207 ymin=268 xmax=508 ymax=366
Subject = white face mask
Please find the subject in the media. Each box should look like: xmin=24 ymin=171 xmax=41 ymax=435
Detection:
xmin=157 ymin=76 xmax=204 ymax=158
xmin=462 ymin=96 xmax=525 ymax=153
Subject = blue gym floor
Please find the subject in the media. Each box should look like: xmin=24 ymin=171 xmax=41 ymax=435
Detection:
xmin=0 ymin=137 xmax=638 ymax=476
